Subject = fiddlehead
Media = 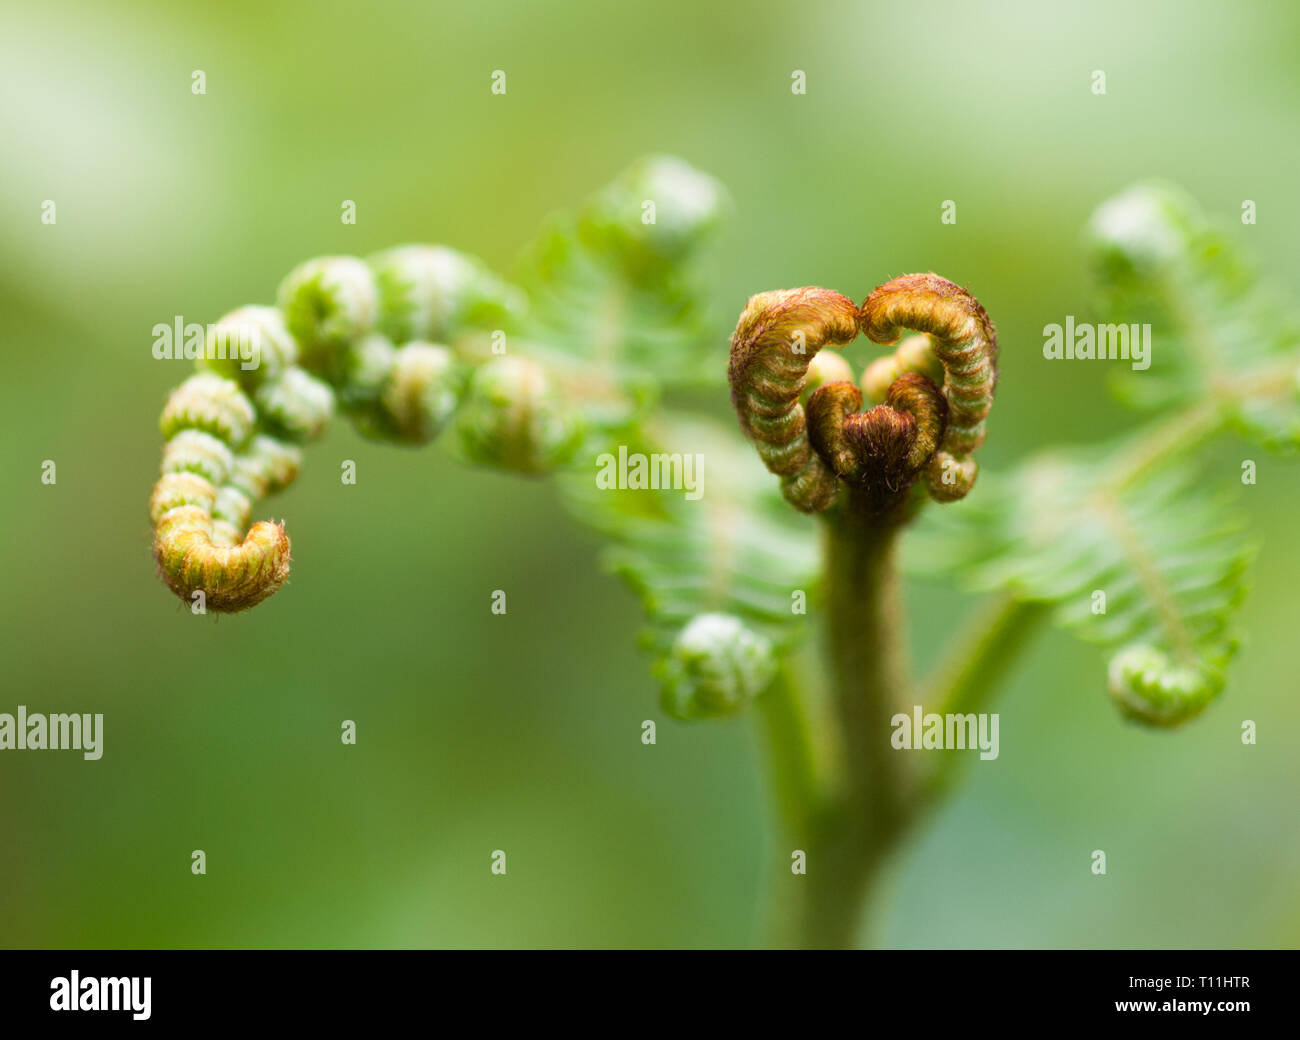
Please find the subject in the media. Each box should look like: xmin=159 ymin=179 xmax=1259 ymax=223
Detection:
xmin=727 ymin=288 xmax=861 ymax=513
xmin=151 ymin=374 xmax=295 ymax=611
xmin=1107 ymin=644 xmax=1226 ymax=727
xmin=859 ymin=273 xmax=998 ymax=502
xmin=805 ymin=380 xmax=865 ymax=480
xmin=149 ymin=160 xmax=729 ymax=615
xmin=808 ymin=373 xmax=949 ymax=500
xmin=729 ymin=274 xmax=995 ymax=513
xmin=149 ymin=247 xmax=539 ymax=613
xmin=658 ymin=612 xmax=777 ymax=720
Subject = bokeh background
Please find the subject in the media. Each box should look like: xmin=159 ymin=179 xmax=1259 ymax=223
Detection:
xmin=1 ymin=0 xmax=1297 ymax=948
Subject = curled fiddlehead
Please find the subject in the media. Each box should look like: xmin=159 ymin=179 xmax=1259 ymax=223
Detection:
xmin=1108 ymin=644 xmax=1227 ymax=727
xmin=859 ymin=273 xmax=999 ymax=502
xmin=727 ymin=288 xmax=861 ymax=512
xmin=149 ymin=249 xmax=551 ymax=613
xmin=729 ymin=274 xmax=996 ymax=513
xmin=658 ymin=612 xmax=777 ymax=720
xmin=151 ymin=374 xmax=296 ymax=611
xmin=150 ymin=160 xmax=732 ymax=615
xmin=807 ymin=373 xmax=948 ymax=502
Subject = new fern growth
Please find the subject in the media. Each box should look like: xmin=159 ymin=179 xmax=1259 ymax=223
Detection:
xmin=148 ymin=160 xmax=1299 ymax=947
xmin=149 ymin=248 xmax=552 ymax=611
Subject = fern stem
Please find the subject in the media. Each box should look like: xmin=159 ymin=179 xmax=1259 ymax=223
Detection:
xmin=1105 ymin=356 xmax=1295 ymax=495
xmin=792 ymin=495 xmax=918 ymax=948
xmin=754 ymin=663 xmax=825 ymax=948
xmin=1107 ymin=398 xmax=1224 ymax=492
xmin=754 ymin=664 xmax=821 ymax=845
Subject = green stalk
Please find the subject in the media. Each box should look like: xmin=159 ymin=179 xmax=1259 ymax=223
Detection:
xmin=754 ymin=663 xmax=822 ymax=948
xmin=791 ymin=493 xmax=919 ymax=948
xmin=754 ymin=664 xmax=821 ymax=846
xmin=769 ymin=509 xmax=1051 ymax=946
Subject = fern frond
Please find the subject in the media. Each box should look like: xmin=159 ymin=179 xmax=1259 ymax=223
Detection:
xmin=906 ymin=440 xmax=1252 ymax=726
xmin=1089 ymin=182 xmax=1300 ymax=448
xmin=517 ymin=156 xmax=727 ymax=390
xmin=557 ymin=414 xmax=818 ymax=719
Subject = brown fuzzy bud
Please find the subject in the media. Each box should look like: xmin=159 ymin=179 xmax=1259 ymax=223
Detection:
xmin=860 ymin=273 xmax=997 ymax=501
xmin=808 ymin=373 xmax=948 ymax=496
xmin=728 ymin=287 xmax=860 ymax=513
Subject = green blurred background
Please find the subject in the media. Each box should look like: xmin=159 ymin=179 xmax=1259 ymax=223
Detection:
xmin=2 ymin=0 xmax=1297 ymax=947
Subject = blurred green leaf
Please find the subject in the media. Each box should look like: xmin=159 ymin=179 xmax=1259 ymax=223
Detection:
xmin=557 ymin=413 xmax=816 ymax=717
xmin=516 ymin=156 xmax=728 ymax=391
xmin=900 ymin=179 xmax=1300 ymax=725
xmin=1088 ymin=182 xmax=1300 ymax=449
xmin=907 ymin=444 xmax=1251 ymax=724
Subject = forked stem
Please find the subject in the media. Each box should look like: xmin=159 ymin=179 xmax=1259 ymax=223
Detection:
xmin=762 ymin=500 xmax=1049 ymax=947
